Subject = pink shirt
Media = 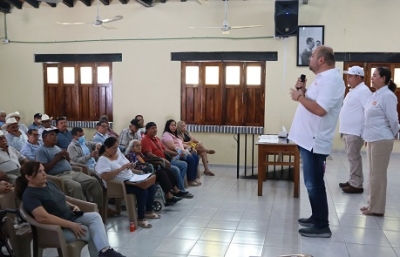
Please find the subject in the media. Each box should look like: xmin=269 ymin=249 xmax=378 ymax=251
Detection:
xmin=161 ymin=132 xmax=184 ymax=149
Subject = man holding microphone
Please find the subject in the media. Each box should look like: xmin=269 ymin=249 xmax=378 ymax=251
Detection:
xmin=289 ymin=46 xmax=345 ymax=238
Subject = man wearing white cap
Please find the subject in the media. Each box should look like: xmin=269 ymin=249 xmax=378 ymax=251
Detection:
xmin=0 ymin=130 xmax=28 ymax=183
xmin=38 ymin=114 xmax=55 ymax=141
xmin=339 ymin=66 xmax=372 ymax=193
xmin=2 ymin=118 xmax=28 ymax=152
xmin=5 ymin=111 xmax=28 ymax=134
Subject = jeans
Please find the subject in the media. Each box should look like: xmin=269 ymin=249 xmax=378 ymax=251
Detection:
xmin=170 ymin=160 xmax=188 ymax=191
xmin=125 ymin=184 xmax=156 ymax=219
xmin=299 ymin=146 xmax=329 ymax=228
xmin=184 ymin=154 xmax=199 ymax=181
xmin=63 ymin=212 xmax=108 ymax=257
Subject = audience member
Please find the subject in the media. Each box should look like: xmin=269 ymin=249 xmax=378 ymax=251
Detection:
xmin=3 ymin=117 xmax=28 ymax=151
xmin=15 ymin=161 xmax=126 ymax=257
xmin=28 ymin=113 xmax=43 ymax=130
xmin=5 ymin=111 xmax=28 ymax=134
xmin=56 ymin=116 xmax=72 ymax=150
xmin=289 ymin=46 xmax=344 ymax=238
xmin=99 ymin=115 xmax=119 ymax=138
xmin=92 ymin=121 xmax=110 ymax=145
xmin=0 ymin=130 xmax=28 ymax=183
xmin=339 ymin=66 xmax=372 ymax=194
xmin=177 ymin=120 xmax=216 ymax=176
xmin=135 ymin=115 xmax=145 ymax=139
xmin=35 ymin=128 xmax=103 ymax=209
xmin=95 ymin=137 xmax=158 ymax=228
xmin=141 ymin=122 xmax=192 ymax=196
xmin=360 ymin=67 xmax=399 ymax=216
xmin=0 ymin=111 xmax=6 ymax=126
xmin=125 ymin=139 xmax=186 ymax=203
xmin=68 ymin=127 xmax=101 ymax=171
xmin=119 ymin=119 xmax=141 ymax=151
xmin=21 ymin=129 xmax=43 ymax=161
xmin=162 ymin=119 xmax=200 ymax=186
xmin=38 ymin=114 xmax=55 ymax=140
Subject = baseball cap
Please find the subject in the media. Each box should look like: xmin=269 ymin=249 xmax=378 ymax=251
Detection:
xmin=42 ymin=128 xmax=59 ymax=138
xmin=34 ymin=113 xmax=42 ymax=119
xmin=344 ymin=66 xmax=364 ymax=76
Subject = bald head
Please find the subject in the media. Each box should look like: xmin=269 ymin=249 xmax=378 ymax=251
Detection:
xmin=309 ymin=46 xmax=336 ymax=74
xmin=316 ymin=46 xmax=335 ymax=66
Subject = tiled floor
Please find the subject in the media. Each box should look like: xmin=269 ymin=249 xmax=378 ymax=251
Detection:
xmin=42 ymin=150 xmax=400 ymax=257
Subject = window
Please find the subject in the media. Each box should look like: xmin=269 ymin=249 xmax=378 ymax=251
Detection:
xmin=43 ymin=62 xmax=113 ymax=121
xmin=181 ymin=62 xmax=265 ymax=126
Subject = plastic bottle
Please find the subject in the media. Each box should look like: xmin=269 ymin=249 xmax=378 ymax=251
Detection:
xmin=129 ymin=222 xmax=136 ymax=232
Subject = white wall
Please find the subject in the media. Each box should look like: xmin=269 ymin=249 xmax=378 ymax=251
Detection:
xmin=1 ymin=0 xmax=400 ymax=165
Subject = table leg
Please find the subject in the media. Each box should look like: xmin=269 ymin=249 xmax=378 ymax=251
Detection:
xmin=294 ymin=148 xmax=300 ymax=198
xmin=258 ymin=146 xmax=264 ymax=196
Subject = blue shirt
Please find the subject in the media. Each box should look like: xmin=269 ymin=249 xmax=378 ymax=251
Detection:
xmin=57 ymin=130 xmax=72 ymax=150
xmin=21 ymin=141 xmax=43 ymax=161
xmin=35 ymin=145 xmax=72 ymax=175
xmin=92 ymin=132 xmax=109 ymax=144
xmin=5 ymin=132 xmax=28 ymax=152
xmin=28 ymin=123 xmax=42 ymax=131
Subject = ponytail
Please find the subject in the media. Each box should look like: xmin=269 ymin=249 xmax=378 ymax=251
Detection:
xmin=15 ymin=161 xmax=41 ymax=200
xmin=15 ymin=176 xmax=28 ymax=200
xmin=388 ymin=79 xmax=397 ymax=93
xmin=99 ymin=145 xmax=106 ymax=156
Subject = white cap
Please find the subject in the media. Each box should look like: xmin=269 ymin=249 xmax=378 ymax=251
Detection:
xmin=1 ymin=117 xmax=18 ymax=130
xmin=40 ymin=114 xmax=53 ymax=122
xmin=344 ymin=66 xmax=364 ymax=76
xmin=5 ymin=111 xmax=20 ymax=121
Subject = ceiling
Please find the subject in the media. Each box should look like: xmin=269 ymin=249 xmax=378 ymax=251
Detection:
xmin=0 ymin=0 xmax=155 ymax=13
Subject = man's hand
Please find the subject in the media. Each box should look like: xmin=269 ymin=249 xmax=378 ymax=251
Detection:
xmin=0 ymin=181 xmax=12 ymax=194
xmin=290 ymin=88 xmax=304 ymax=102
xmin=90 ymin=150 xmax=98 ymax=157
xmin=0 ymin=170 xmax=8 ymax=182
xmin=295 ymin=77 xmax=307 ymax=94
xmin=55 ymin=150 xmax=68 ymax=161
xmin=164 ymin=159 xmax=171 ymax=168
xmin=69 ymin=223 xmax=87 ymax=238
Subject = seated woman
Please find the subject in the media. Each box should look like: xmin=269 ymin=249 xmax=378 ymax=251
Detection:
xmin=15 ymin=161 xmax=125 ymax=257
xmin=125 ymin=139 xmax=186 ymax=203
xmin=161 ymin=119 xmax=201 ymax=186
xmin=177 ymin=121 xmax=216 ymax=176
xmin=95 ymin=137 xmax=158 ymax=228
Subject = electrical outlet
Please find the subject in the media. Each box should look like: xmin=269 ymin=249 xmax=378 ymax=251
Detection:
xmin=3 ymin=39 xmax=9 ymax=44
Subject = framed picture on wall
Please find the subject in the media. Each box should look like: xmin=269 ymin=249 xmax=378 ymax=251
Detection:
xmin=297 ymin=25 xmax=325 ymax=66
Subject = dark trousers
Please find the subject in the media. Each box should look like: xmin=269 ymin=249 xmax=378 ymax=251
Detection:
xmin=155 ymin=168 xmax=178 ymax=194
xmin=184 ymin=153 xmax=200 ymax=181
xmin=125 ymin=184 xmax=156 ymax=219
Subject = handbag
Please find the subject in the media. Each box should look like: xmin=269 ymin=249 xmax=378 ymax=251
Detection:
xmin=125 ymin=174 xmax=156 ymax=189
xmin=150 ymin=138 xmax=173 ymax=162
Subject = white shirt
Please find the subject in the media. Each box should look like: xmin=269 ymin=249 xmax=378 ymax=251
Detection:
xmin=339 ymin=82 xmax=372 ymax=137
xmin=95 ymin=152 xmax=134 ymax=182
xmin=0 ymin=146 xmax=26 ymax=173
xmin=363 ymin=86 xmax=399 ymax=142
xmin=289 ymin=68 xmax=345 ymax=155
xmin=5 ymin=131 xmax=28 ymax=152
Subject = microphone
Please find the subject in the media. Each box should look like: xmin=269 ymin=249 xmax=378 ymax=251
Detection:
xmin=297 ymin=74 xmax=306 ymax=90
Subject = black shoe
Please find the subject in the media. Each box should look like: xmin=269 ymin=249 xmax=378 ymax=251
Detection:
xmin=299 ymin=226 xmax=332 ymax=238
xmin=166 ymin=196 xmax=182 ymax=203
xmin=339 ymin=181 xmax=350 ymax=188
xmin=342 ymin=185 xmax=363 ymax=194
xmin=298 ymin=217 xmax=314 ymax=227
xmin=99 ymin=248 xmax=126 ymax=257
xmin=173 ymin=190 xmax=189 ymax=197
xmin=182 ymin=192 xmax=194 ymax=199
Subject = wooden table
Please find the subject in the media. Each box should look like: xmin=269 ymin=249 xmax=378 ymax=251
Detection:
xmin=257 ymin=136 xmax=300 ymax=198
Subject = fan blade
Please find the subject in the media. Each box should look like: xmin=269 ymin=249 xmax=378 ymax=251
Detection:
xmin=189 ymin=26 xmax=221 ymax=29
xmin=57 ymin=21 xmax=91 ymax=25
xmin=100 ymin=24 xmax=117 ymax=30
xmin=101 ymin=15 xmax=123 ymax=24
xmin=231 ymin=25 xmax=262 ymax=29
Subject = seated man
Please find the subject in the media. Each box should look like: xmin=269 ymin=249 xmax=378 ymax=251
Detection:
xmin=21 ymin=129 xmax=43 ymax=160
xmin=92 ymin=121 xmax=110 ymax=145
xmin=38 ymin=114 xmax=55 ymax=141
xmin=67 ymin=127 xmax=101 ymax=172
xmin=28 ymin=113 xmax=43 ymax=130
xmin=0 ymin=111 xmax=6 ymax=126
xmin=99 ymin=115 xmax=119 ymax=138
xmin=2 ymin=117 xmax=28 ymax=152
xmin=119 ymin=119 xmax=141 ymax=151
xmin=0 ymin=130 xmax=28 ymax=183
xmin=35 ymin=128 xmax=103 ymax=210
xmin=56 ymin=117 xmax=72 ymax=150
xmin=135 ymin=115 xmax=146 ymax=139
xmin=141 ymin=122 xmax=193 ymax=197
xmin=5 ymin=111 xmax=28 ymax=134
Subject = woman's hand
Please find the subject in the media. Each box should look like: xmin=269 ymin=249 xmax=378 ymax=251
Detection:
xmin=0 ymin=181 xmax=12 ymax=194
xmin=122 ymin=163 xmax=133 ymax=170
xmin=69 ymin=223 xmax=87 ymax=238
xmin=71 ymin=205 xmax=80 ymax=212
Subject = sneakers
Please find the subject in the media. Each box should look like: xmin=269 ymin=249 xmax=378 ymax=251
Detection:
xmin=299 ymin=226 xmax=332 ymax=238
xmin=166 ymin=196 xmax=182 ymax=204
xmin=298 ymin=217 xmax=314 ymax=227
xmin=339 ymin=181 xmax=349 ymax=188
xmin=342 ymin=185 xmax=363 ymax=194
xmin=99 ymin=248 xmax=126 ymax=257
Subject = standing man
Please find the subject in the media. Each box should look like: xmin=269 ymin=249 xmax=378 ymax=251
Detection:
xmin=289 ymin=46 xmax=345 ymax=238
xmin=339 ymin=66 xmax=372 ymax=194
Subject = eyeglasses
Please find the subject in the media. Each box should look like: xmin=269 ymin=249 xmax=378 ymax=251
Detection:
xmin=30 ymin=134 xmax=40 ymax=137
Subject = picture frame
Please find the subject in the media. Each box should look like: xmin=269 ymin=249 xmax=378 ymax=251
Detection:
xmin=297 ymin=25 xmax=325 ymax=67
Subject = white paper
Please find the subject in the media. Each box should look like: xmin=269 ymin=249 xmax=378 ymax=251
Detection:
xmin=258 ymin=135 xmax=279 ymax=143
xmin=129 ymin=173 xmax=151 ymax=183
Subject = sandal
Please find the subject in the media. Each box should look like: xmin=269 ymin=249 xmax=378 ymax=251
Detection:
xmin=138 ymin=220 xmax=152 ymax=228
xmin=361 ymin=210 xmax=384 ymax=216
xmin=208 ymin=150 xmax=216 ymax=154
xmin=195 ymin=179 xmax=202 ymax=185
xmin=145 ymin=212 xmax=161 ymax=219
xmin=360 ymin=206 xmax=368 ymax=211
xmin=204 ymin=170 xmax=215 ymax=176
xmin=188 ymin=181 xmax=199 ymax=186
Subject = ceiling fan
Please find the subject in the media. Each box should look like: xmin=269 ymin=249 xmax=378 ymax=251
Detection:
xmin=57 ymin=0 xmax=123 ymax=29
xmin=189 ymin=0 xmax=261 ymax=34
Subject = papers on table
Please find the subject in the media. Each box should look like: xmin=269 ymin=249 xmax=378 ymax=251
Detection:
xmin=128 ymin=173 xmax=152 ymax=183
xmin=258 ymin=135 xmax=279 ymax=143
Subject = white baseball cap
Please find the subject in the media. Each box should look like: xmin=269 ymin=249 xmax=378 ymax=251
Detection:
xmin=344 ymin=66 xmax=365 ymax=76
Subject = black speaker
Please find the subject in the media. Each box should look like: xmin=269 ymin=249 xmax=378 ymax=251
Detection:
xmin=274 ymin=0 xmax=299 ymax=37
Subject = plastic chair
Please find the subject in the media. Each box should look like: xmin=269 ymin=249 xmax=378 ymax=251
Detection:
xmin=20 ymin=196 xmax=98 ymax=257
xmin=105 ymin=179 xmax=138 ymax=226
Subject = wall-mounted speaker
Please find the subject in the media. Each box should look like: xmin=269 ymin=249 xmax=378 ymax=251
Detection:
xmin=274 ymin=0 xmax=299 ymax=37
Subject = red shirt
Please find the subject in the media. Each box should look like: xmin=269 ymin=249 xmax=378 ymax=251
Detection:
xmin=141 ymin=135 xmax=166 ymax=158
